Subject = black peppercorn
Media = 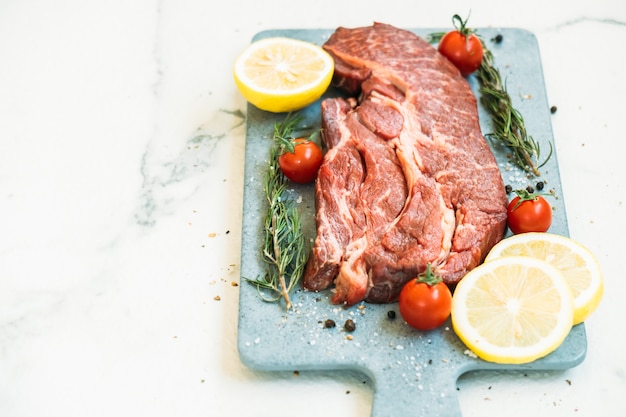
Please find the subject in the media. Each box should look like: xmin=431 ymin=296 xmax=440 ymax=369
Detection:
xmin=387 ymin=310 xmax=396 ymax=319
xmin=505 ymin=184 xmax=513 ymax=194
xmin=550 ymin=105 xmax=558 ymax=114
xmin=526 ymin=185 xmax=535 ymax=193
xmin=493 ymin=34 xmax=503 ymax=44
xmin=344 ymin=319 xmax=356 ymax=332
xmin=536 ymin=181 xmax=545 ymax=191
xmin=324 ymin=319 xmax=336 ymax=328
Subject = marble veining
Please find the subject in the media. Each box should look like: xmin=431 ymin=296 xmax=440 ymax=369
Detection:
xmin=552 ymin=15 xmax=626 ymax=30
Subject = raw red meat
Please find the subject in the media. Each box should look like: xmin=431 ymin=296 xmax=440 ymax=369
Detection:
xmin=303 ymin=23 xmax=508 ymax=304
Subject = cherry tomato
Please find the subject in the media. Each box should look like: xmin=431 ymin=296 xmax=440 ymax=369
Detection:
xmin=438 ymin=14 xmax=484 ymax=76
xmin=507 ymin=189 xmax=553 ymax=234
xmin=278 ymin=138 xmax=323 ymax=184
xmin=398 ymin=264 xmax=452 ymax=331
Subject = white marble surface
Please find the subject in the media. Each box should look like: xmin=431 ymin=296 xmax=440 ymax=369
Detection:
xmin=1 ymin=0 xmax=625 ymax=416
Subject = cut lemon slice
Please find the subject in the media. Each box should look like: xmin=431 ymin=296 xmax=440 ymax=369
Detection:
xmin=485 ymin=232 xmax=603 ymax=325
xmin=233 ymin=37 xmax=334 ymax=113
xmin=451 ymin=256 xmax=574 ymax=364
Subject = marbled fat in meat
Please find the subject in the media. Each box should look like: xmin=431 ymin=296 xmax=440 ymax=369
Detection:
xmin=303 ymin=23 xmax=508 ymax=304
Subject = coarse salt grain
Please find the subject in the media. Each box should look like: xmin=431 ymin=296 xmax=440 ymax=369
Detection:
xmin=464 ymin=349 xmax=478 ymax=358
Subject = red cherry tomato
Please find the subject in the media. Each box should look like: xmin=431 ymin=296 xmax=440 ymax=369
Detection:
xmin=507 ymin=190 xmax=553 ymax=234
xmin=438 ymin=14 xmax=484 ymax=76
xmin=278 ymin=138 xmax=323 ymax=184
xmin=398 ymin=264 xmax=452 ymax=331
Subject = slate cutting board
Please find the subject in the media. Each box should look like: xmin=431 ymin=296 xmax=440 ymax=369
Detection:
xmin=237 ymin=27 xmax=586 ymax=417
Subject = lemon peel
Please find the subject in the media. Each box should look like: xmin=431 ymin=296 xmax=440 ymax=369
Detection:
xmin=233 ymin=37 xmax=334 ymax=113
xmin=485 ymin=232 xmax=603 ymax=325
xmin=452 ymin=256 xmax=574 ymax=364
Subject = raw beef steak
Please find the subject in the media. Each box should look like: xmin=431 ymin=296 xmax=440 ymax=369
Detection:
xmin=303 ymin=23 xmax=508 ymax=304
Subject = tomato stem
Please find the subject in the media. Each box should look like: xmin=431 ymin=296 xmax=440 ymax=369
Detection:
xmin=273 ymin=112 xmax=320 ymax=155
xmin=452 ymin=12 xmax=474 ymax=37
xmin=511 ymin=188 xmax=552 ymax=210
xmin=273 ymin=113 xmax=302 ymax=154
xmin=415 ymin=263 xmax=443 ymax=287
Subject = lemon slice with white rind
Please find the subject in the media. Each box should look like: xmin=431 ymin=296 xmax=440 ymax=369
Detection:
xmin=233 ymin=37 xmax=334 ymax=113
xmin=485 ymin=232 xmax=603 ymax=325
xmin=451 ymin=256 xmax=574 ymax=364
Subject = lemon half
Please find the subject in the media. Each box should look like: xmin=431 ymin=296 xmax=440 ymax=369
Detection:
xmin=233 ymin=37 xmax=335 ymax=113
xmin=452 ymin=256 xmax=574 ymax=364
xmin=485 ymin=232 xmax=603 ymax=325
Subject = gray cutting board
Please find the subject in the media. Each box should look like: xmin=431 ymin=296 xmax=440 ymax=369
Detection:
xmin=237 ymin=27 xmax=585 ymax=417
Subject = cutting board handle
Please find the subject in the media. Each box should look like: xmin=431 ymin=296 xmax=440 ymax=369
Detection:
xmin=369 ymin=365 xmax=463 ymax=417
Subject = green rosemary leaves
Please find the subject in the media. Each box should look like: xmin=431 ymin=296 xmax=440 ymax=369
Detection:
xmin=476 ymin=46 xmax=551 ymax=176
xmin=245 ymin=114 xmax=309 ymax=310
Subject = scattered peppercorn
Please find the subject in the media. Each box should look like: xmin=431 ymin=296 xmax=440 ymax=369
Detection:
xmin=344 ymin=319 xmax=356 ymax=332
xmin=550 ymin=105 xmax=558 ymax=114
xmin=505 ymin=184 xmax=513 ymax=194
xmin=387 ymin=310 xmax=396 ymax=319
xmin=526 ymin=185 xmax=535 ymax=193
xmin=536 ymin=181 xmax=545 ymax=191
xmin=324 ymin=319 xmax=336 ymax=328
xmin=493 ymin=34 xmax=503 ymax=43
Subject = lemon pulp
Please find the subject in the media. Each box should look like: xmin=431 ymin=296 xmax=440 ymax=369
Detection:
xmin=233 ymin=37 xmax=334 ymax=113
xmin=452 ymin=256 xmax=574 ymax=364
xmin=485 ymin=232 xmax=603 ymax=325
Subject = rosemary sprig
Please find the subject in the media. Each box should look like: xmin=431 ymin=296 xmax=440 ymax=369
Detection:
xmin=273 ymin=113 xmax=304 ymax=153
xmin=476 ymin=46 xmax=552 ymax=176
xmin=244 ymin=113 xmax=309 ymax=310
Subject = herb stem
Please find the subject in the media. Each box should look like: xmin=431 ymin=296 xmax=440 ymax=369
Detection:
xmin=476 ymin=43 xmax=551 ymax=177
xmin=271 ymin=214 xmax=293 ymax=310
xmin=244 ymin=113 xmax=309 ymax=310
